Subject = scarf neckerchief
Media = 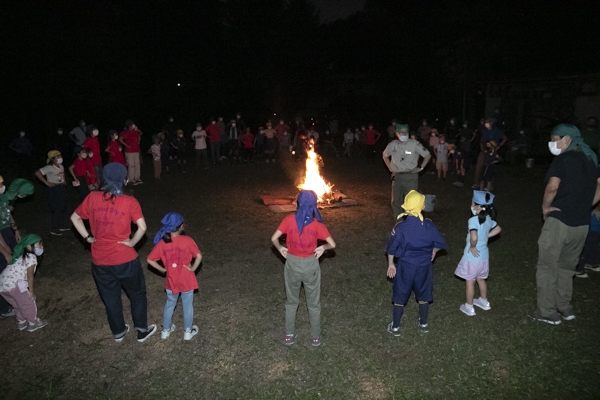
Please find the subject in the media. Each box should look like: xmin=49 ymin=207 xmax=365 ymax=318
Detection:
xmin=553 ymin=123 xmax=598 ymax=165
xmin=101 ymin=162 xmax=128 ymax=196
xmin=397 ymin=190 xmax=425 ymax=222
xmin=5 ymin=179 xmax=34 ymax=201
xmin=10 ymin=233 xmax=42 ymax=264
xmin=295 ymin=190 xmax=324 ymax=235
xmin=153 ymin=212 xmax=184 ymax=245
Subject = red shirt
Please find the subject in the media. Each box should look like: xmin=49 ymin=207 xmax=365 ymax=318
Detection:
xmin=148 ymin=236 xmax=201 ymax=294
xmin=83 ymin=137 xmax=102 ymax=166
xmin=83 ymin=159 xmax=97 ymax=184
xmin=72 ymin=158 xmax=87 ymax=177
xmin=120 ymin=129 xmax=140 ymax=153
xmin=240 ymin=132 xmax=254 ymax=148
xmin=365 ymin=129 xmax=380 ymax=145
xmin=274 ymin=124 xmax=290 ymax=138
xmin=205 ymin=124 xmax=220 ymax=143
xmin=74 ymin=191 xmax=144 ymax=266
xmin=277 ymin=214 xmax=331 ymax=257
xmin=107 ymin=140 xmax=126 ymax=165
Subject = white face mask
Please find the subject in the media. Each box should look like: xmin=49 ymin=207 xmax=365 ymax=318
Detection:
xmin=548 ymin=141 xmax=562 ymax=156
xmin=81 ymin=153 xmax=88 ymax=159
xmin=57 ymin=129 xmax=63 ymax=135
xmin=92 ymin=129 xmax=99 ymax=137
xmin=0 ymin=186 xmax=5 ymax=194
xmin=399 ymin=135 xmax=408 ymax=142
xmin=19 ymin=132 xmax=25 ymax=137
xmin=34 ymin=246 xmax=44 ymax=256
xmin=471 ymin=207 xmax=478 ymax=215
xmin=56 ymin=158 xmax=63 ymax=164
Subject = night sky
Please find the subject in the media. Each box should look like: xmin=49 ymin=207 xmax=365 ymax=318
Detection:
xmin=2 ymin=0 xmax=599 ymax=143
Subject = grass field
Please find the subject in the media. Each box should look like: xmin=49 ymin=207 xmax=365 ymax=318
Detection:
xmin=1 ymin=153 xmax=599 ymax=399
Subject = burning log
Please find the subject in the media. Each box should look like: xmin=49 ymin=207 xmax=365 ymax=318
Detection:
xmin=297 ymin=149 xmax=334 ymax=203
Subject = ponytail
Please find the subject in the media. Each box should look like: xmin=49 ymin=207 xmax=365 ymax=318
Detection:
xmin=161 ymin=223 xmax=183 ymax=243
xmin=477 ymin=203 xmax=497 ymax=224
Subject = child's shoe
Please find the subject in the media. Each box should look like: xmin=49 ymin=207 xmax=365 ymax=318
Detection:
xmin=418 ymin=320 xmax=429 ymax=333
xmin=114 ymin=324 xmax=129 ymax=342
xmin=183 ymin=325 xmax=199 ymax=341
xmin=284 ymin=334 xmax=297 ymax=346
xmin=473 ymin=297 xmax=491 ymax=311
xmin=27 ymin=318 xmax=48 ymax=332
xmin=137 ymin=324 xmax=157 ymax=343
xmin=17 ymin=320 xmax=27 ymax=331
xmin=575 ymin=271 xmax=588 ymax=278
xmin=387 ymin=322 xmax=401 ymax=337
xmin=460 ymin=303 xmax=476 ymax=316
xmin=161 ymin=324 xmax=176 ymax=339
xmin=311 ymin=336 xmax=321 ymax=347
xmin=584 ymin=264 xmax=600 ymax=272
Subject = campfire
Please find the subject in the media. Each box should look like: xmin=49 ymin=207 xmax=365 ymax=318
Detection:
xmin=297 ymin=149 xmax=334 ymax=203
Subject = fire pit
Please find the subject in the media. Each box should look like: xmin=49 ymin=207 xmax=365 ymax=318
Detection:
xmin=261 ymin=148 xmax=357 ymax=213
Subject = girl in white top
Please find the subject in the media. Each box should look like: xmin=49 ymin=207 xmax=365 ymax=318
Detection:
xmin=35 ymin=150 xmax=70 ymax=236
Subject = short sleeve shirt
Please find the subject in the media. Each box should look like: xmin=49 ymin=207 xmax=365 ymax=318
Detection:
xmin=39 ymin=164 xmax=65 ymax=184
xmin=74 ymin=191 xmax=144 ymax=265
xmin=148 ymin=236 xmax=201 ymax=294
xmin=462 ymin=215 xmax=497 ymax=261
xmin=192 ymin=130 xmax=207 ymax=150
xmin=383 ymin=139 xmax=431 ymax=172
xmin=386 ymin=216 xmax=446 ymax=266
xmin=0 ymin=253 xmax=36 ymax=292
xmin=545 ymin=150 xmax=599 ymax=227
xmin=121 ymin=130 xmax=140 ymax=153
xmin=277 ymin=214 xmax=331 ymax=257
xmin=436 ymin=143 xmax=449 ymax=163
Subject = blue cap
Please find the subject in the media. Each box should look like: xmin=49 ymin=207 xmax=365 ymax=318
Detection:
xmin=473 ymin=190 xmax=494 ymax=205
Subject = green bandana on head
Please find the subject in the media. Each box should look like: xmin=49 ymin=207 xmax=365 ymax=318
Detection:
xmin=10 ymin=234 xmax=41 ymax=264
xmin=552 ymin=124 xmax=598 ymax=165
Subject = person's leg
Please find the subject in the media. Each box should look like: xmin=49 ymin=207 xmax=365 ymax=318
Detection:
xmin=118 ymin=258 xmax=149 ymax=332
xmin=465 ymin=280 xmax=475 ymax=304
xmin=133 ymin=153 xmax=141 ymax=181
xmin=283 ymin=256 xmax=303 ymax=336
xmin=92 ymin=263 xmax=127 ymax=335
xmin=181 ymin=289 xmax=194 ymax=332
xmin=1 ymin=290 xmax=21 ymax=319
xmin=126 ymin=153 xmax=135 ymax=182
xmin=556 ymin=225 xmax=588 ymax=316
xmin=95 ymin=164 xmax=103 ymax=187
xmin=476 ymin=278 xmax=487 ymax=300
xmin=162 ymin=289 xmax=178 ymax=331
xmin=473 ymin=151 xmax=484 ymax=185
xmin=10 ymin=288 xmax=38 ymax=324
xmin=301 ymin=258 xmax=322 ymax=339
xmin=536 ymin=218 xmax=562 ymax=318
xmin=576 ymin=230 xmax=599 ymax=273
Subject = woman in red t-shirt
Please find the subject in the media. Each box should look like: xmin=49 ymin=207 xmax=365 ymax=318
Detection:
xmin=271 ymin=190 xmax=336 ymax=347
xmin=147 ymin=212 xmax=202 ymax=341
xmin=82 ymin=126 xmax=103 ymax=185
xmin=71 ymin=162 xmax=156 ymax=343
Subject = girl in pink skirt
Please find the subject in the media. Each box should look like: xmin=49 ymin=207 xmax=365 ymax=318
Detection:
xmin=455 ymin=191 xmax=502 ymax=316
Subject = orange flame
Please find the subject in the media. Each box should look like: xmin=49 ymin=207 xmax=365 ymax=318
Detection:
xmin=297 ymin=149 xmax=333 ymax=202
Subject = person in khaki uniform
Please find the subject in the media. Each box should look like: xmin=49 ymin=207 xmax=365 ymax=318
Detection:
xmin=529 ymin=124 xmax=600 ymax=325
xmin=383 ymin=124 xmax=431 ymax=219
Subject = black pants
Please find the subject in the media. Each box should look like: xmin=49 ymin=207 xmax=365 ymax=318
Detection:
xmin=45 ymin=184 xmax=68 ymax=231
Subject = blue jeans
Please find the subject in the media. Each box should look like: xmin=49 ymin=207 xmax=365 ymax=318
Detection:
xmin=91 ymin=258 xmax=149 ymax=336
xmin=163 ymin=289 xmax=194 ymax=332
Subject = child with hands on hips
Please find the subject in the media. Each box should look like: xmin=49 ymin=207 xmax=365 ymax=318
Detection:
xmin=0 ymin=234 xmax=48 ymax=332
xmin=386 ymin=190 xmax=446 ymax=336
xmin=147 ymin=212 xmax=202 ymax=341
xmin=455 ymin=190 xmax=502 ymax=316
xmin=271 ymin=190 xmax=336 ymax=347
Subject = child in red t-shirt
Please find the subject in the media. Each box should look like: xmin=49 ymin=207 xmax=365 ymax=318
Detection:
xmin=147 ymin=212 xmax=202 ymax=341
xmin=68 ymin=147 xmax=96 ymax=200
xmin=239 ymin=128 xmax=254 ymax=163
xmin=271 ymin=190 xmax=336 ymax=347
xmin=105 ymin=130 xmax=126 ymax=166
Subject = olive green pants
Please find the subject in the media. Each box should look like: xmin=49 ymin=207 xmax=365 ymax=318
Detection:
xmin=284 ymin=254 xmax=321 ymax=338
xmin=536 ymin=217 xmax=588 ymax=318
xmin=391 ymin=172 xmax=419 ymax=218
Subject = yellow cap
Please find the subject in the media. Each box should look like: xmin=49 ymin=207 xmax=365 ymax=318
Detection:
xmin=47 ymin=150 xmax=61 ymax=163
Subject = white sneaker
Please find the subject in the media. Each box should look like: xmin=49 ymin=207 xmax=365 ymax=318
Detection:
xmin=183 ymin=325 xmax=199 ymax=341
xmin=161 ymin=324 xmax=176 ymax=339
xmin=460 ymin=303 xmax=476 ymax=316
xmin=473 ymin=297 xmax=491 ymax=311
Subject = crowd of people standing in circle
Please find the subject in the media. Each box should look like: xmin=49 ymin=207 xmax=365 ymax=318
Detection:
xmin=1 ymin=111 xmax=599 ymax=346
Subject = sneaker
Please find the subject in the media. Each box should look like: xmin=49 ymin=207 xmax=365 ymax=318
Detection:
xmin=27 ymin=318 xmax=48 ymax=332
xmin=528 ymin=309 xmax=561 ymax=325
xmin=50 ymin=231 xmax=63 ymax=236
xmin=17 ymin=320 xmax=27 ymax=330
xmin=1 ymin=308 xmax=16 ymax=318
xmin=133 ymin=180 xmax=143 ymax=185
xmin=473 ymin=297 xmax=491 ymax=311
xmin=471 ymin=184 xmax=479 ymax=189
xmin=460 ymin=303 xmax=476 ymax=316
xmin=114 ymin=324 xmax=130 ymax=342
xmin=584 ymin=264 xmax=600 ymax=272
xmin=58 ymin=226 xmax=72 ymax=232
xmin=560 ymin=313 xmax=576 ymax=321
xmin=311 ymin=336 xmax=321 ymax=347
xmin=161 ymin=324 xmax=176 ymax=339
xmin=137 ymin=324 xmax=157 ymax=342
xmin=387 ymin=322 xmax=401 ymax=337
xmin=284 ymin=334 xmax=297 ymax=346
xmin=418 ymin=321 xmax=429 ymax=333
xmin=575 ymin=271 xmax=589 ymax=278
xmin=183 ymin=325 xmax=199 ymax=341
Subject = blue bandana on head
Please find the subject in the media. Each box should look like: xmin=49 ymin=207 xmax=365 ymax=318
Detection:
xmin=473 ymin=190 xmax=495 ymax=206
xmin=153 ymin=212 xmax=184 ymax=244
xmin=101 ymin=163 xmax=128 ymax=196
xmin=296 ymin=190 xmax=323 ymax=235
